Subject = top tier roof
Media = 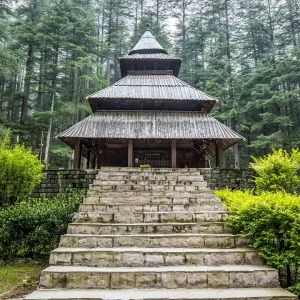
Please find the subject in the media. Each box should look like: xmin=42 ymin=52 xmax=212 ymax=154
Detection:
xmin=129 ymin=31 xmax=167 ymax=54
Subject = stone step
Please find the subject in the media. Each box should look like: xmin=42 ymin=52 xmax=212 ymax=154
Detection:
xmin=39 ymin=265 xmax=280 ymax=289
xmin=84 ymin=194 xmax=220 ymax=205
xmin=100 ymin=167 xmax=204 ymax=174
xmin=25 ymin=288 xmax=298 ymax=300
xmin=88 ymin=184 xmax=208 ymax=192
xmin=79 ymin=203 xmax=226 ymax=213
xmin=97 ymin=174 xmax=204 ymax=181
xmin=59 ymin=233 xmax=248 ymax=249
xmin=86 ymin=189 xmax=215 ymax=197
xmin=92 ymin=180 xmax=206 ymax=187
xmin=49 ymin=247 xmax=263 ymax=267
xmin=67 ymin=222 xmax=229 ymax=235
xmin=72 ymin=211 xmax=229 ymax=223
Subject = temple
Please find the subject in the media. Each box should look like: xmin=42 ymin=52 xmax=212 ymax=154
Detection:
xmin=58 ymin=30 xmax=245 ymax=169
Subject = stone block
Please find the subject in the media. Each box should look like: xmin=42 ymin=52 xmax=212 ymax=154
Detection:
xmin=229 ymin=272 xmax=255 ymax=287
xmin=165 ymin=254 xmax=184 ymax=265
xmin=120 ymin=252 xmax=144 ymax=267
xmin=161 ymin=273 xmax=187 ymax=288
xmin=111 ymin=273 xmax=135 ymax=289
xmin=207 ymin=272 xmax=229 ymax=288
xmin=135 ymin=273 xmax=161 ymax=288
xmin=186 ymin=273 xmax=207 ymax=288
xmin=144 ymin=254 xmax=164 ymax=267
xmin=255 ymin=270 xmax=279 ymax=287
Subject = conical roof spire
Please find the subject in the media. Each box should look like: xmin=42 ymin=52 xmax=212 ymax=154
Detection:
xmin=129 ymin=30 xmax=167 ymax=55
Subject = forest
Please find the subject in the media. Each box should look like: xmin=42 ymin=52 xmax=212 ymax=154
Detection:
xmin=0 ymin=0 xmax=299 ymax=169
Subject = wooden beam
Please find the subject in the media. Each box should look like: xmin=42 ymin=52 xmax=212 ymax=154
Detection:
xmin=171 ymin=140 xmax=176 ymax=168
xmin=73 ymin=139 xmax=82 ymax=169
xmin=234 ymin=143 xmax=240 ymax=169
xmin=128 ymin=139 xmax=133 ymax=167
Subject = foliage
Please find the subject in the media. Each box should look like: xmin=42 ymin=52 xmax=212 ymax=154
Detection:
xmin=216 ymin=188 xmax=300 ymax=289
xmin=251 ymin=148 xmax=300 ymax=194
xmin=0 ymin=188 xmax=83 ymax=261
xmin=0 ymin=264 xmax=44 ymax=295
xmin=0 ymin=132 xmax=44 ymax=205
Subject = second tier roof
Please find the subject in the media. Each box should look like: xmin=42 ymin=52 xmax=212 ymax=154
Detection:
xmin=87 ymin=75 xmax=218 ymax=113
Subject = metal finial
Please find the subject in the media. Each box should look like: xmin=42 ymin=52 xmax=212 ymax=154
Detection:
xmin=146 ymin=23 xmax=150 ymax=31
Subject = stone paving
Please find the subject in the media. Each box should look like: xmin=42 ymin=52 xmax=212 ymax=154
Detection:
xmin=25 ymin=167 xmax=296 ymax=300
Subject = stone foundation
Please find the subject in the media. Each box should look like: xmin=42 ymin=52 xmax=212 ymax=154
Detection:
xmin=30 ymin=168 xmax=255 ymax=200
xmin=201 ymin=169 xmax=256 ymax=190
xmin=30 ymin=169 xmax=98 ymax=199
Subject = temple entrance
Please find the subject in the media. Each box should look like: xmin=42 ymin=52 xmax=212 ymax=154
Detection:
xmin=133 ymin=150 xmax=170 ymax=168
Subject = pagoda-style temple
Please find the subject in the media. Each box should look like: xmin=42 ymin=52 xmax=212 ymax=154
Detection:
xmin=58 ymin=30 xmax=245 ymax=169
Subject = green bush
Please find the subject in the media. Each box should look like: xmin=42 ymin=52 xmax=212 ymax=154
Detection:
xmin=0 ymin=133 xmax=44 ymax=205
xmin=0 ymin=188 xmax=83 ymax=261
xmin=216 ymin=188 xmax=300 ymax=288
xmin=251 ymin=148 xmax=300 ymax=194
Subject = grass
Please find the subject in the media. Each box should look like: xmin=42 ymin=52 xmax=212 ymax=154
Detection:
xmin=0 ymin=263 xmax=44 ymax=299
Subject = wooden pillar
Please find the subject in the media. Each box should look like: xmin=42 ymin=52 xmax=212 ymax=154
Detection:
xmin=73 ymin=139 xmax=82 ymax=169
xmin=128 ymin=139 xmax=133 ymax=167
xmin=171 ymin=140 xmax=176 ymax=168
xmin=215 ymin=142 xmax=219 ymax=168
xmin=97 ymin=152 xmax=103 ymax=169
xmin=91 ymin=154 xmax=96 ymax=169
xmin=86 ymin=150 xmax=90 ymax=169
xmin=234 ymin=143 xmax=240 ymax=169
xmin=216 ymin=141 xmax=226 ymax=169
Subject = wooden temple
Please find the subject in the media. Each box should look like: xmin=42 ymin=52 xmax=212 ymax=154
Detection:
xmin=58 ymin=30 xmax=245 ymax=169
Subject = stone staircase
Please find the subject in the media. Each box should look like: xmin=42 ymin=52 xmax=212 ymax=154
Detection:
xmin=26 ymin=168 xmax=296 ymax=300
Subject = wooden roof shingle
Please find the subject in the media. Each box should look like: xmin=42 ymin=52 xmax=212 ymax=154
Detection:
xmin=87 ymin=75 xmax=217 ymax=103
xmin=58 ymin=111 xmax=245 ymax=149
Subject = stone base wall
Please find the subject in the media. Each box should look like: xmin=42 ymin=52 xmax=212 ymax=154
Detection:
xmin=30 ymin=168 xmax=255 ymax=200
xmin=30 ymin=170 xmax=98 ymax=199
xmin=201 ymin=169 xmax=256 ymax=190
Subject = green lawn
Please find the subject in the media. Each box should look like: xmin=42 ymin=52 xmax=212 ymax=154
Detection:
xmin=0 ymin=264 xmax=44 ymax=298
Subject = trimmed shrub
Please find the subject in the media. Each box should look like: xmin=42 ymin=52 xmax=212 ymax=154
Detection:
xmin=251 ymin=148 xmax=300 ymax=194
xmin=0 ymin=188 xmax=83 ymax=261
xmin=0 ymin=133 xmax=44 ymax=205
xmin=216 ymin=188 xmax=300 ymax=288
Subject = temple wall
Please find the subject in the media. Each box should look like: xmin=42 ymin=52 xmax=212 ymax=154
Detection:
xmin=29 ymin=168 xmax=256 ymax=200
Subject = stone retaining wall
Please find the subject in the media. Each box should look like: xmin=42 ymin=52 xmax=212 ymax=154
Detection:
xmin=30 ymin=168 xmax=255 ymax=199
xmin=30 ymin=169 xmax=98 ymax=199
xmin=201 ymin=169 xmax=256 ymax=190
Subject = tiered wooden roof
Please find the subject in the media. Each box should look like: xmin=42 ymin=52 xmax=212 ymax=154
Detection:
xmin=87 ymin=75 xmax=217 ymax=112
xmin=58 ymin=30 xmax=245 ymax=149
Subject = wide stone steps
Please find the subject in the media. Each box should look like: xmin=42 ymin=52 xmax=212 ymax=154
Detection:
xmin=93 ymin=180 xmax=206 ymax=186
xmin=97 ymin=174 xmax=205 ymax=181
xmin=72 ymin=211 xmax=229 ymax=223
xmin=25 ymin=288 xmax=297 ymax=300
xmin=84 ymin=194 xmax=220 ymax=205
xmin=88 ymin=184 xmax=208 ymax=192
xmin=100 ymin=167 xmax=204 ymax=174
xmin=67 ymin=222 xmax=228 ymax=234
xmin=39 ymin=265 xmax=280 ymax=289
xmin=26 ymin=167 xmax=296 ymax=300
xmin=59 ymin=233 xmax=248 ymax=248
xmin=79 ymin=203 xmax=226 ymax=213
xmin=49 ymin=247 xmax=263 ymax=267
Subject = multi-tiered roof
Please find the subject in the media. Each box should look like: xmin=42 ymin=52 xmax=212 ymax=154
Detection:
xmin=58 ymin=30 xmax=244 ymax=166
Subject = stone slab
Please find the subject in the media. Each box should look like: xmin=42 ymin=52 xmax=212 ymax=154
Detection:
xmin=25 ymin=288 xmax=297 ymax=300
